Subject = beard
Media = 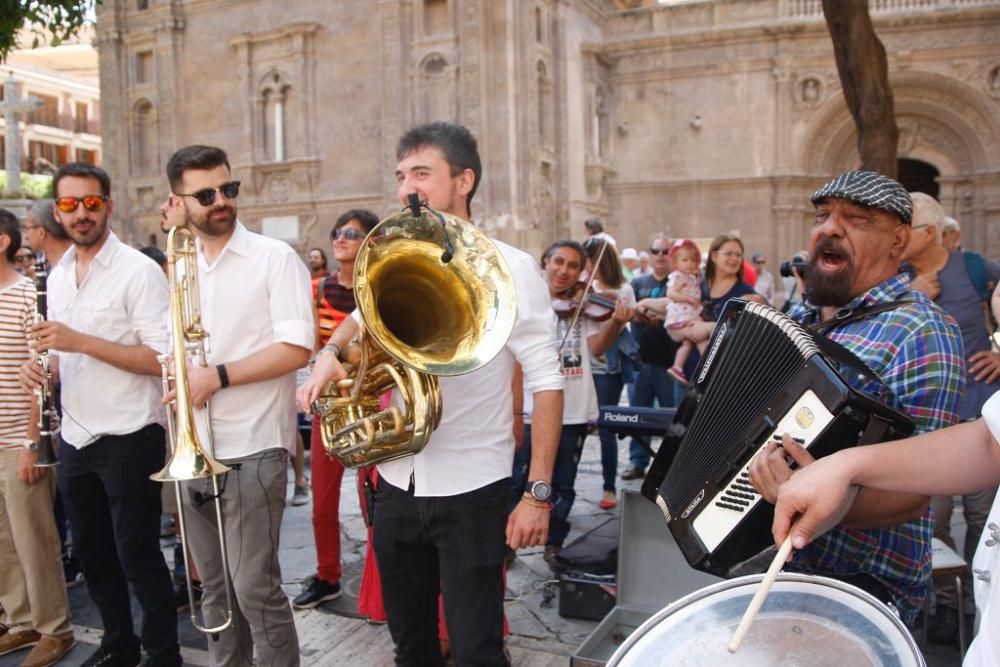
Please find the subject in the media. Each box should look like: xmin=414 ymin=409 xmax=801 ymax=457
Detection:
xmin=189 ymin=205 xmax=236 ymax=237
xmin=804 ymin=237 xmax=856 ymax=307
xmin=66 ymin=216 xmax=108 ymax=247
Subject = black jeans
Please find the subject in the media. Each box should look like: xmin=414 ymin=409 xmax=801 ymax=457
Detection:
xmin=372 ymin=476 xmax=509 ymax=667
xmin=58 ymin=424 xmax=180 ymax=666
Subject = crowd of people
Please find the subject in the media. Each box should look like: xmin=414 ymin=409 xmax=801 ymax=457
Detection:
xmin=0 ymin=119 xmax=998 ymax=667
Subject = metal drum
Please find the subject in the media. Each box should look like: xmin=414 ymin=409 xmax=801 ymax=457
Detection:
xmin=608 ymin=573 xmax=925 ymax=667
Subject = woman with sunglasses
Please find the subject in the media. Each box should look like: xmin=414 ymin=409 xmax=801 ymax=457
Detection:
xmin=13 ymin=245 xmax=35 ymax=279
xmin=291 ymin=209 xmax=380 ymax=611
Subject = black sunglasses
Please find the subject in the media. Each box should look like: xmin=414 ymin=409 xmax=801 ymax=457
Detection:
xmin=649 ymin=248 xmax=670 ymax=256
xmin=14 ymin=253 xmax=34 ymax=262
xmin=176 ymin=181 xmax=241 ymax=207
xmin=332 ymin=228 xmax=366 ymax=241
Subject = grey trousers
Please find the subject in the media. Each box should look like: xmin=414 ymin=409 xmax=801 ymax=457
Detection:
xmin=931 ymin=485 xmax=999 ymax=614
xmin=181 ymin=448 xmax=299 ymax=667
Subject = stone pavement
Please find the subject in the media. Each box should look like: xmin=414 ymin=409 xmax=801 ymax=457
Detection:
xmin=0 ymin=431 xmax=966 ymax=666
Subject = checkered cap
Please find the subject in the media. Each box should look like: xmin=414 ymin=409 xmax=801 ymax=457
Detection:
xmin=811 ymin=170 xmax=912 ymax=225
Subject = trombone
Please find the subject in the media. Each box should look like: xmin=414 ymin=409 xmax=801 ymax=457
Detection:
xmin=153 ymin=226 xmax=234 ymax=634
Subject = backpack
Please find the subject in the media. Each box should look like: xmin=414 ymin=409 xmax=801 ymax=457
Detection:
xmin=963 ymin=251 xmax=999 ymax=332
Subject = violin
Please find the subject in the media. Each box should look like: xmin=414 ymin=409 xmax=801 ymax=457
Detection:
xmin=552 ymin=281 xmax=619 ymax=321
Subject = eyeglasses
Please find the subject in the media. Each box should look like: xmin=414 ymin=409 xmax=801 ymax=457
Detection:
xmin=649 ymin=248 xmax=670 ymax=256
xmin=55 ymin=195 xmax=108 ymax=213
xmin=14 ymin=253 xmax=34 ymax=262
xmin=332 ymin=228 xmax=365 ymax=241
xmin=176 ymin=181 xmax=241 ymax=207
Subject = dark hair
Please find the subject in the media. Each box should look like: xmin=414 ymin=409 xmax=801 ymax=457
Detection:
xmin=332 ymin=208 xmax=380 ymax=237
xmin=396 ymin=122 xmax=481 ymax=212
xmin=584 ymin=238 xmax=624 ymax=289
xmin=584 ymin=218 xmax=604 ymax=235
xmin=166 ymin=145 xmax=231 ymax=190
xmin=0 ymin=208 xmax=22 ymax=262
xmin=53 ymin=162 xmax=111 ymax=197
xmin=139 ymin=245 xmax=167 ymax=268
xmin=541 ymin=240 xmax=586 ymax=270
xmin=27 ymin=199 xmax=67 ymax=240
xmin=705 ymin=234 xmax=745 ymax=285
xmin=308 ymin=247 xmax=328 ymax=268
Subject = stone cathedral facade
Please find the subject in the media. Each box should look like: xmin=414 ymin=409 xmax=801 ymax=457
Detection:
xmin=95 ymin=0 xmax=1000 ymax=262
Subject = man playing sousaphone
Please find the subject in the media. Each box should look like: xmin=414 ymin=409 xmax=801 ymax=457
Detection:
xmin=298 ymin=121 xmax=564 ymax=666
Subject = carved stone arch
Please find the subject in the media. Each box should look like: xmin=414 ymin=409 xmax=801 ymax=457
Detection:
xmin=256 ymin=68 xmax=294 ymax=161
xmin=798 ymin=70 xmax=999 ymax=179
xmin=414 ymin=52 xmax=456 ymax=123
xmin=130 ymin=98 xmax=158 ymax=176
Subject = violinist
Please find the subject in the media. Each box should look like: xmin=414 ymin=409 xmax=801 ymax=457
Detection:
xmin=583 ymin=239 xmax=638 ymax=510
xmin=510 ymin=240 xmax=634 ymax=568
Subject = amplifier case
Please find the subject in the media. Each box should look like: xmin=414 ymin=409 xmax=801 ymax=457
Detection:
xmin=570 ymin=491 xmax=718 ymax=667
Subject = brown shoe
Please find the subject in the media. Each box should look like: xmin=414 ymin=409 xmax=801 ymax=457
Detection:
xmin=0 ymin=630 xmax=39 ymax=657
xmin=20 ymin=634 xmax=75 ymax=667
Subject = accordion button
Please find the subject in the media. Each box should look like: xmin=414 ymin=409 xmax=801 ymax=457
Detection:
xmin=973 ymin=569 xmax=991 ymax=584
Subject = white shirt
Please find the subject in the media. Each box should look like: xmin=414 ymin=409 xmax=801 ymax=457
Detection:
xmin=525 ymin=315 xmax=599 ymax=425
xmin=49 ymin=232 xmax=169 ymax=447
xmin=378 ymin=239 xmax=565 ymax=497
xmin=968 ymin=391 xmax=1000 ymax=667
xmin=193 ymin=222 xmax=314 ymax=459
xmin=755 ymin=269 xmax=777 ymax=304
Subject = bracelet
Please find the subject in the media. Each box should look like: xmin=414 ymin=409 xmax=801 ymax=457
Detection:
xmin=323 ymin=342 xmax=342 ymax=360
xmin=216 ymin=364 xmax=230 ymax=389
xmin=520 ymin=496 xmax=552 ymax=510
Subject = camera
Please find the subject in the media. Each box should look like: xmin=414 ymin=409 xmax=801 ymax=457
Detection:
xmin=780 ymin=254 xmax=808 ymax=278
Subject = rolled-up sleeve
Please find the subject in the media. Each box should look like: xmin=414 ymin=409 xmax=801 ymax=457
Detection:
xmin=505 ymin=251 xmax=564 ymax=395
xmin=269 ymin=247 xmax=316 ymax=351
xmin=128 ymin=260 xmax=170 ymax=355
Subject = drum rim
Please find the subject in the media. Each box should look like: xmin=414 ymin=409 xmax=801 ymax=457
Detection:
xmin=606 ymin=572 xmax=925 ymax=667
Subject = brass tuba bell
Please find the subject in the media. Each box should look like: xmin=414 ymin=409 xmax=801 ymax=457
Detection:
xmin=313 ymin=202 xmax=516 ymax=467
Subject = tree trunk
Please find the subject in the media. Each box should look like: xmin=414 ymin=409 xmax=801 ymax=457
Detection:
xmin=822 ymin=0 xmax=898 ymax=178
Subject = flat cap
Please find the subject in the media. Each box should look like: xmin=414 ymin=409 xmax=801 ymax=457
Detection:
xmin=811 ymin=170 xmax=912 ymax=225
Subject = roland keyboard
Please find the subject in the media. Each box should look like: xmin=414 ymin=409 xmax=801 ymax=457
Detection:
xmin=597 ymin=406 xmax=676 ymax=438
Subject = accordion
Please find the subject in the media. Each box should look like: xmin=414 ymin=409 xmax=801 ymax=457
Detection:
xmin=641 ymin=300 xmax=914 ymax=577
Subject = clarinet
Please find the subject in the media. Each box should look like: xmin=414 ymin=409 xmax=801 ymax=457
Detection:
xmin=32 ymin=255 xmax=60 ymax=467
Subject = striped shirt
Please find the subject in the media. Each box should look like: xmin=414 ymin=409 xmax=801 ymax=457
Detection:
xmin=0 ymin=277 xmax=35 ymax=449
xmin=788 ymin=273 xmax=964 ymax=622
xmin=314 ymin=273 xmax=356 ymax=347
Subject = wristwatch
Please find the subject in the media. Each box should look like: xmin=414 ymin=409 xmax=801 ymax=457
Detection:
xmin=22 ymin=440 xmax=38 ymax=451
xmin=525 ymin=479 xmax=553 ymax=504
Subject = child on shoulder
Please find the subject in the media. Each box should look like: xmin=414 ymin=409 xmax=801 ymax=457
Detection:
xmin=664 ymin=239 xmax=715 ymax=385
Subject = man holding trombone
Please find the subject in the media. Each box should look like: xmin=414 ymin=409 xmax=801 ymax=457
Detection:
xmin=19 ymin=163 xmax=181 ymax=667
xmin=160 ymin=145 xmax=313 ymax=666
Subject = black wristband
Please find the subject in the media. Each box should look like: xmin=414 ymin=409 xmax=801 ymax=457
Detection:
xmin=216 ymin=364 xmax=230 ymax=389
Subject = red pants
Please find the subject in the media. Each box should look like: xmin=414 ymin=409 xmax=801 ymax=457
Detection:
xmin=310 ymin=415 xmax=345 ymax=584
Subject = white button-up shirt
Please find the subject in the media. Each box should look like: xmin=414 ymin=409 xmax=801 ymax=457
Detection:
xmin=49 ymin=232 xmax=169 ymax=448
xmin=969 ymin=391 xmax=1000 ymax=667
xmin=378 ymin=239 xmax=565 ymax=497
xmin=193 ymin=222 xmax=314 ymax=460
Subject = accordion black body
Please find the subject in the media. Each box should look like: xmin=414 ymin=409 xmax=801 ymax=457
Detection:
xmin=641 ymin=300 xmax=915 ymax=577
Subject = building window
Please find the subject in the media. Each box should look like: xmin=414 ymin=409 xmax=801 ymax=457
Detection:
xmin=133 ymin=100 xmax=157 ymax=175
xmin=260 ymin=71 xmax=290 ymax=162
xmin=27 ymin=93 xmax=59 ymax=127
xmin=28 ymin=141 xmax=68 ymax=170
xmin=137 ymin=0 xmax=149 ymax=9
xmin=135 ymin=50 xmax=154 ymax=84
xmin=419 ymin=54 xmax=454 ymax=123
xmin=75 ymin=148 xmax=98 ymax=164
xmin=424 ymin=0 xmax=448 ymax=35
xmin=74 ymin=102 xmax=89 ymax=133
xmin=536 ymin=6 xmax=544 ymax=44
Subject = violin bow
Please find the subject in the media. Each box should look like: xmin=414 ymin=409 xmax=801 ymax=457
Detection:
xmin=558 ymin=238 xmax=611 ymax=353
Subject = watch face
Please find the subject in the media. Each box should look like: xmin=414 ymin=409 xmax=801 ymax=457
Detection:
xmin=530 ymin=480 xmax=552 ymax=502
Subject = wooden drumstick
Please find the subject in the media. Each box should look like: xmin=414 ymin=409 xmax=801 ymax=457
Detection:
xmin=728 ymin=534 xmax=794 ymax=654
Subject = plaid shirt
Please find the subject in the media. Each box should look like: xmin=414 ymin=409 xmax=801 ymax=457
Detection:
xmin=788 ymin=273 xmax=964 ymax=622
